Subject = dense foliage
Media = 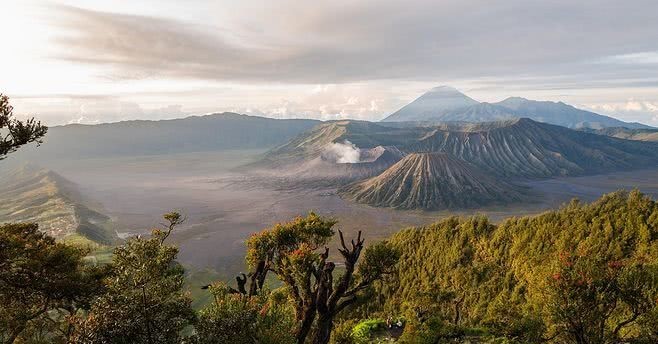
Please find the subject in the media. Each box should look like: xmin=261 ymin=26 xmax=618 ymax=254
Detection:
xmin=195 ymin=283 xmax=295 ymax=344
xmin=361 ymin=190 xmax=658 ymax=343
xmin=233 ymin=213 xmax=400 ymax=344
xmin=71 ymin=213 xmax=195 ymax=344
xmin=3 ymin=190 xmax=658 ymax=343
xmin=0 ymin=223 xmax=106 ymax=344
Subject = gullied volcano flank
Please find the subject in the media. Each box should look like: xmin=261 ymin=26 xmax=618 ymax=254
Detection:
xmin=340 ymin=153 xmax=523 ymax=210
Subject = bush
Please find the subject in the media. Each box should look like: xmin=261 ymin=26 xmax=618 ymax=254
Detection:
xmin=195 ymin=283 xmax=295 ymax=344
xmin=331 ymin=319 xmax=359 ymax=344
xmin=351 ymin=319 xmax=387 ymax=344
xmin=398 ymin=317 xmax=465 ymax=344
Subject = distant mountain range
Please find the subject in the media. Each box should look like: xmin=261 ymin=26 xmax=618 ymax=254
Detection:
xmin=11 ymin=113 xmax=319 ymax=161
xmin=9 ymin=95 xmax=652 ymax=166
xmin=0 ymin=165 xmax=118 ymax=245
xmin=4 ymin=101 xmax=657 ymax=212
xmin=256 ymin=118 xmax=658 ymax=179
xmin=382 ymin=86 xmax=652 ymax=129
xmin=252 ymin=118 xmax=658 ymax=209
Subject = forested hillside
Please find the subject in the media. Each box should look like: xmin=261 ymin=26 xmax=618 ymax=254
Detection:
xmin=3 ymin=185 xmax=658 ymax=343
xmin=358 ymin=190 xmax=658 ymax=343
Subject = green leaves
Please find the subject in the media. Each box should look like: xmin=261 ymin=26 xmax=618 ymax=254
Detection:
xmin=196 ymin=282 xmax=296 ymax=344
xmin=0 ymin=94 xmax=47 ymax=159
xmin=546 ymin=254 xmax=658 ymax=342
xmin=357 ymin=241 xmax=400 ymax=284
xmin=369 ymin=190 xmax=658 ymax=342
xmin=0 ymin=222 xmax=105 ymax=343
xmin=72 ymin=213 xmax=195 ymax=344
xmin=245 ymin=212 xmax=335 ymax=268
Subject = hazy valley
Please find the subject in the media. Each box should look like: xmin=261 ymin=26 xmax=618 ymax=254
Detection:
xmin=6 ymin=2 xmax=658 ymax=342
xmin=4 ymin=88 xmax=658 ymax=280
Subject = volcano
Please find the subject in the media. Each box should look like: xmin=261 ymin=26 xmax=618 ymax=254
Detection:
xmin=340 ymin=152 xmax=524 ymax=210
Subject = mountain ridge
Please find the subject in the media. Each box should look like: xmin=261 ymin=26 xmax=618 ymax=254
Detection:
xmin=12 ymin=112 xmax=321 ymax=161
xmin=407 ymin=117 xmax=658 ymax=177
xmin=382 ymin=86 xmax=652 ymax=129
xmin=581 ymin=126 xmax=658 ymax=142
xmin=253 ymin=118 xmax=658 ymax=184
xmin=0 ymin=165 xmax=118 ymax=245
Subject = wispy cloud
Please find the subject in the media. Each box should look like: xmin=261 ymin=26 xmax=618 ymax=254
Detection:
xmin=7 ymin=1 xmax=658 ymax=125
xmin=585 ymin=100 xmax=658 ymax=125
xmin=50 ymin=1 xmax=658 ymax=86
xmin=601 ymin=51 xmax=658 ymax=65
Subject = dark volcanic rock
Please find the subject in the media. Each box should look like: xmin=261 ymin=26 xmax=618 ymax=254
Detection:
xmin=340 ymin=152 xmax=524 ymax=210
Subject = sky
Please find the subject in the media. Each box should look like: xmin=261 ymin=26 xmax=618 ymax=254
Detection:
xmin=1 ymin=0 xmax=657 ymax=126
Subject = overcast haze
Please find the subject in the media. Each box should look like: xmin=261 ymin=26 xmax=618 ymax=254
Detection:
xmin=1 ymin=0 xmax=658 ymax=125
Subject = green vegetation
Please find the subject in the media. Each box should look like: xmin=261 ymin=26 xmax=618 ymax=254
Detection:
xmin=228 ymin=213 xmax=400 ymax=344
xmin=0 ymin=222 xmax=106 ymax=344
xmin=71 ymin=213 xmax=195 ymax=344
xmin=356 ymin=190 xmax=658 ymax=343
xmin=3 ymin=117 xmax=658 ymax=344
xmin=0 ymin=94 xmax=47 ymax=159
xmin=0 ymin=211 xmax=398 ymax=344
xmin=351 ymin=319 xmax=387 ymax=343
xmin=195 ymin=283 xmax=296 ymax=344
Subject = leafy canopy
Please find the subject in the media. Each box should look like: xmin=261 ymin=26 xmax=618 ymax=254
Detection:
xmin=71 ymin=212 xmax=195 ymax=344
xmin=0 ymin=223 xmax=105 ymax=344
xmin=0 ymin=94 xmax=47 ymax=159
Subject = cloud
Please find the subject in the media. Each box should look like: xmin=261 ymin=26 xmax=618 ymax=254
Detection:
xmin=601 ymin=51 xmax=658 ymax=65
xmin=7 ymin=1 xmax=657 ymax=126
xmin=9 ymin=95 xmax=186 ymax=125
xmin=585 ymin=100 xmax=658 ymax=125
xmin=228 ymin=83 xmax=405 ymax=121
xmin=66 ymin=97 xmax=185 ymax=124
xmin=49 ymin=1 xmax=658 ymax=87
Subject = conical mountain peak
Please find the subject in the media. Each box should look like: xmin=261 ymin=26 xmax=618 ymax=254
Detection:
xmin=340 ymin=152 xmax=524 ymax=210
xmin=382 ymin=86 xmax=479 ymax=122
xmin=427 ymin=85 xmax=461 ymax=93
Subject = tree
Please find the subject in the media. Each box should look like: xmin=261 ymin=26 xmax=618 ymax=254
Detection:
xmin=231 ymin=213 xmax=399 ymax=344
xmin=0 ymin=223 xmax=106 ymax=344
xmin=546 ymin=252 xmax=658 ymax=344
xmin=0 ymin=94 xmax=47 ymax=159
xmin=195 ymin=283 xmax=296 ymax=344
xmin=72 ymin=212 xmax=195 ymax=344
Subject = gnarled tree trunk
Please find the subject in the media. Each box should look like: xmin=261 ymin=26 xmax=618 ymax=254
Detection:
xmin=313 ymin=314 xmax=334 ymax=344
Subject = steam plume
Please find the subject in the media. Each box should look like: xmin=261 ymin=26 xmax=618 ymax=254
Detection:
xmin=325 ymin=140 xmax=361 ymax=163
